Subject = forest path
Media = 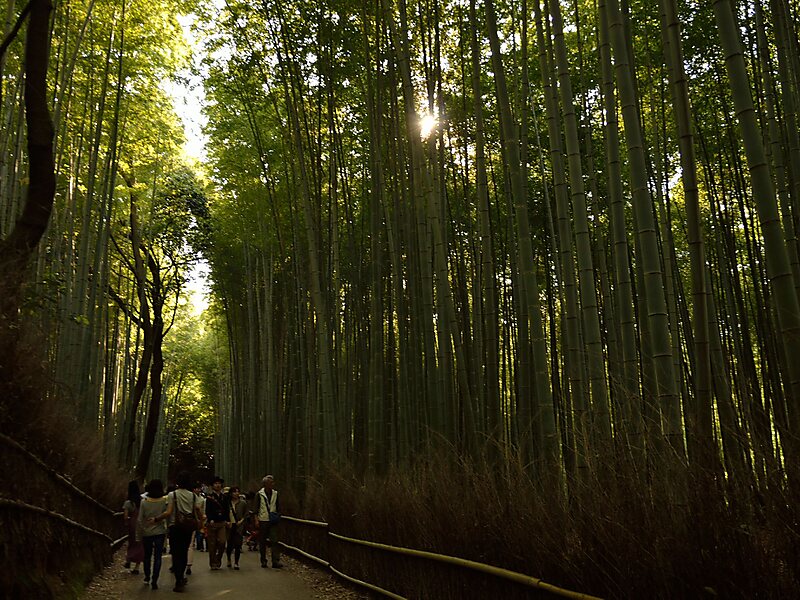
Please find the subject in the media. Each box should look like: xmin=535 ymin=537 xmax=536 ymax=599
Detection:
xmin=82 ymin=543 xmax=367 ymax=599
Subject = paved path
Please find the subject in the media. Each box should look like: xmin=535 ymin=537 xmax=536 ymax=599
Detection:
xmin=111 ymin=549 xmax=317 ymax=598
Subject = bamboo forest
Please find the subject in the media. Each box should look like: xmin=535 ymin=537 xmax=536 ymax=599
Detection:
xmin=1 ymin=0 xmax=799 ymax=597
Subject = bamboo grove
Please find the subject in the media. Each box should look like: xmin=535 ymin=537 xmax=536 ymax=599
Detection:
xmin=202 ymin=0 xmax=800 ymax=498
xmin=1 ymin=0 xmax=799 ymax=594
xmin=0 ymin=0 xmax=216 ymax=482
xmin=2 ymin=0 xmax=800 ymax=520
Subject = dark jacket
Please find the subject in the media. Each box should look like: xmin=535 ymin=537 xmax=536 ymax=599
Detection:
xmin=205 ymin=491 xmax=227 ymax=523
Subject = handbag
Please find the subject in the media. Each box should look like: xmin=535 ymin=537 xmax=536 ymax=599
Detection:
xmin=174 ymin=491 xmax=199 ymax=533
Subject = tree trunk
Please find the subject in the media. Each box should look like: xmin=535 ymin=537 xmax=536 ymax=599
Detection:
xmin=0 ymin=0 xmax=55 ymax=390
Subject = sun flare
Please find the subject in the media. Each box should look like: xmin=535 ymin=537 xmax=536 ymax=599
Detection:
xmin=420 ymin=113 xmax=437 ymax=139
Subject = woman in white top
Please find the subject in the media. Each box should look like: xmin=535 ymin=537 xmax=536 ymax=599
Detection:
xmin=137 ymin=479 xmax=169 ymax=590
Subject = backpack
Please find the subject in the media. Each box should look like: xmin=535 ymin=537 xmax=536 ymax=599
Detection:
xmin=173 ymin=491 xmax=199 ymax=533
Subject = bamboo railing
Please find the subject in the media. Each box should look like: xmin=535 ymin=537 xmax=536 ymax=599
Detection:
xmin=0 ymin=432 xmax=124 ymax=532
xmin=0 ymin=434 xmax=127 ymax=596
xmin=279 ymin=515 xmax=602 ymax=600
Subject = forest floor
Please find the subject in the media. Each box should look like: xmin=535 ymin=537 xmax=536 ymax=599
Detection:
xmin=81 ymin=543 xmax=370 ymax=599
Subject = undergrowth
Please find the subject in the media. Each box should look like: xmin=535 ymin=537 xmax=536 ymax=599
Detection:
xmin=289 ymin=447 xmax=799 ymax=599
xmin=0 ymin=332 xmax=128 ymax=507
xmin=1 ymin=333 xmax=129 ymax=599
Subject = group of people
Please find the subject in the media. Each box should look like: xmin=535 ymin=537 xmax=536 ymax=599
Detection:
xmin=123 ymin=473 xmax=282 ymax=593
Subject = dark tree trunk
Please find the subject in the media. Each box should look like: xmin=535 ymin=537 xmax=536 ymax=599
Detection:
xmin=0 ymin=0 xmax=55 ymax=389
xmin=134 ymin=253 xmax=164 ymax=481
xmin=122 ymin=173 xmax=153 ymax=466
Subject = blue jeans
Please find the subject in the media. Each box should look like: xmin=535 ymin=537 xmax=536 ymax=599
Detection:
xmin=143 ymin=534 xmax=166 ymax=584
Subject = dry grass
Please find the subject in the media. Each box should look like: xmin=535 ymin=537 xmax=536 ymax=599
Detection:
xmin=290 ymin=446 xmax=799 ymax=599
xmin=0 ymin=333 xmax=129 ymax=507
xmin=0 ymin=336 xmax=130 ymax=599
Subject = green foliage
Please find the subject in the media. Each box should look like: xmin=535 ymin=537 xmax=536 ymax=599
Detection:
xmin=162 ymin=303 xmax=227 ymax=478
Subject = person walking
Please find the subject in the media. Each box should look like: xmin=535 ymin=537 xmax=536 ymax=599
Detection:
xmin=255 ymin=475 xmax=282 ymax=568
xmin=193 ymin=482 xmax=206 ymax=552
xmin=151 ymin=471 xmax=203 ymax=593
xmin=204 ymin=476 xmax=228 ymax=570
xmin=164 ymin=483 xmax=176 ymax=557
xmin=226 ymin=486 xmax=247 ymax=569
xmin=137 ymin=479 xmax=169 ymax=590
xmin=123 ymin=481 xmax=144 ymax=574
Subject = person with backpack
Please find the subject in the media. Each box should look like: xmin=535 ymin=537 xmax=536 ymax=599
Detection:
xmin=137 ymin=479 xmax=169 ymax=590
xmin=149 ymin=471 xmax=203 ymax=592
xmin=122 ymin=481 xmax=144 ymax=574
xmin=255 ymin=475 xmax=282 ymax=568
